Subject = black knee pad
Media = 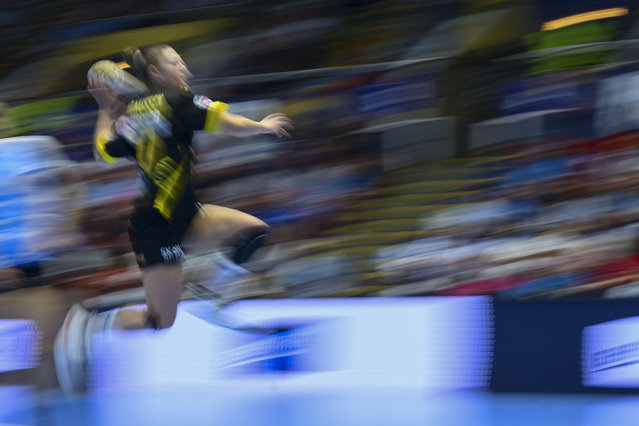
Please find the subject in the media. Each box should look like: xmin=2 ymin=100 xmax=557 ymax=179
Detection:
xmin=231 ymin=226 xmax=270 ymax=265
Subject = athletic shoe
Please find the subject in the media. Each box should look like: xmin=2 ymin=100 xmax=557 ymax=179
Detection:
xmin=53 ymin=304 xmax=92 ymax=396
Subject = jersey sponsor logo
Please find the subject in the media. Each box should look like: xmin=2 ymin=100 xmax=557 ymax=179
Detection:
xmin=160 ymin=244 xmax=185 ymax=263
xmin=193 ymin=95 xmax=213 ymax=110
xmin=133 ymin=111 xmax=172 ymax=138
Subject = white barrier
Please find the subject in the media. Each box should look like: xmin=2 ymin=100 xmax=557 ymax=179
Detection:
xmin=582 ymin=317 xmax=639 ymax=388
xmin=89 ymin=297 xmax=493 ymax=392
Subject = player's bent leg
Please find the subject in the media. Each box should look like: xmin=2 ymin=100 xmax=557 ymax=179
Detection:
xmin=54 ymin=264 xmax=182 ymax=396
xmin=140 ymin=263 xmax=183 ymax=330
xmin=182 ymin=204 xmax=269 ymax=260
xmin=182 ymin=205 xmax=282 ymax=301
xmin=102 ymin=265 xmax=182 ymax=331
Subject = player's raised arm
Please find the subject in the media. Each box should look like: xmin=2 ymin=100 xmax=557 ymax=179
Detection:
xmin=87 ymin=60 xmax=146 ymax=163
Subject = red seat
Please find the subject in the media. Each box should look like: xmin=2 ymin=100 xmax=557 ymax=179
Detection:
xmin=436 ymin=276 xmax=526 ymax=296
xmin=589 ymin=256 xmax=639 ymax=281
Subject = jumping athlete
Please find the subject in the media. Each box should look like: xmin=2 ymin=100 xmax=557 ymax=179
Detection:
xmin=55 ymin=44 xmax=293 ymax=393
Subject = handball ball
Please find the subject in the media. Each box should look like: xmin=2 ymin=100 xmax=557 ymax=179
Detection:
xmin=87 ymin=60 xmax=147 ymax=99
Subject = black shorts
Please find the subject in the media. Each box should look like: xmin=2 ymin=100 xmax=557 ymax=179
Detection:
xmin=128 ymin=197 xmax=201 ymax=268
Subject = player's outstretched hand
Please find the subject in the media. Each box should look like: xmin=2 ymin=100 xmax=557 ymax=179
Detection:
xmin=260 ymin=113 xmax=294 ymax=139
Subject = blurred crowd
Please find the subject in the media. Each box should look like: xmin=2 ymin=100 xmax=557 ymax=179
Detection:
xmin=2 ymin=0 xmax=639 ymax=301
xmin=372 ymin=132 xmax=639 ymax=299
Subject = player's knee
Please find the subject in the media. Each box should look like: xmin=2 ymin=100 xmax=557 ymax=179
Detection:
xmin=251 ymin=217 xmax=268 ymax=229
xmin=231 ymin=224 xmax=271 ymax=265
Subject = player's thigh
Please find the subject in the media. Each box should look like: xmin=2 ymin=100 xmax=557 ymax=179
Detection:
xmin=141 ymin=263 xmax=183 ymax=329
xmin=182 ymin=204 xmax=266 ymax=252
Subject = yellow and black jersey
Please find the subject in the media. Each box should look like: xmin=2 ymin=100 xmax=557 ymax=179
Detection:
xmin=96 ymin=91 xmax=227 ymax=220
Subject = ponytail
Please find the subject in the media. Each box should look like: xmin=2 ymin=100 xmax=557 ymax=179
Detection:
xmin=122 ymin=46 xmax=147 ymax=82
xmin=121 ymin=45 xmax=171 ymax=88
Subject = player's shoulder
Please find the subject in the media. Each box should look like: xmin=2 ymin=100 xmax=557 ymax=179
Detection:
xmin=166 ymin=90 xmax=216 ymax=111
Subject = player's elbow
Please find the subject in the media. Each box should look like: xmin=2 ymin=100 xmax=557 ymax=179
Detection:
xmin=218 ymin=113 xmax=240 ymax=135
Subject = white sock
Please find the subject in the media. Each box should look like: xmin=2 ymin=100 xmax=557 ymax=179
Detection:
xmin=214 ymin=251 xmax=252 ymax=275
xmin=207 ymin=251 xmax=252 ymax=289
